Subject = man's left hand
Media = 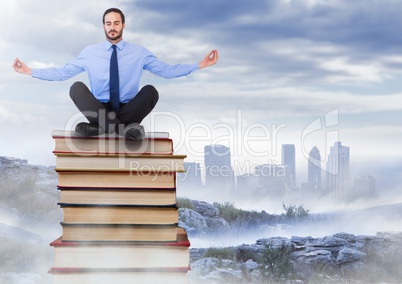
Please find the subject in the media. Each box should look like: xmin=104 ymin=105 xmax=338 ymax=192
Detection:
xmin=199 ymin=50 xmax=219 ymax=69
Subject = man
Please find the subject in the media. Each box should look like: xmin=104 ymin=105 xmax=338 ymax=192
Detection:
xmin=12 ymin=8 xmax=218 ymax=140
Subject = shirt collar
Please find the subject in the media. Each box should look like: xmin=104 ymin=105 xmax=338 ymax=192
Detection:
xmin=104 ymin=40 xmax=125 ymax=51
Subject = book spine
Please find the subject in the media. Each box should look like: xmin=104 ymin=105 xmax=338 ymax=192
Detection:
xmin=58 ymin=203 xmax=178 ymax=208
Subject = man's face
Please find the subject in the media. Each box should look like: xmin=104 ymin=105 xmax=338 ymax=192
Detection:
xmin=103 ymin=12 xmax=125 ymax=42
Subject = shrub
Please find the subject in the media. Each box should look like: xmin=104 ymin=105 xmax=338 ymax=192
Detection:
xmin=213 ymin=201 xmax=246 ymax=223
xmin=177 ymin=197 xmax=195 ymax=210
xmin=258 ymin=241 xmax=294 ymax=282
xmin=203 ymin=247 xmax=236 ymax=261
xmin=282 ymin=203 xmax=309 ymax=219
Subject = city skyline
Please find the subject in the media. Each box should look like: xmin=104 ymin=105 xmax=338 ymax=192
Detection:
xmin=180 ymin=141 xmax=377 ymax=202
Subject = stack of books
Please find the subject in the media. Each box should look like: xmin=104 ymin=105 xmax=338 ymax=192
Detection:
xmin=48 ymin=130 xmax=190 ymax=284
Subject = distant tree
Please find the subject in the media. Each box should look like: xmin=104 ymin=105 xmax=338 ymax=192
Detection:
xmin=282 ymin=203 xmax=309 ymax=219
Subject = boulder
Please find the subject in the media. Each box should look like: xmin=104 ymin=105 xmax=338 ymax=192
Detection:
xmin=178 ymin=208 xmax=208 ymax=235
xmin=336 ymin=247 xmax=366 ymax=264
xmin=205 ymin=216 xmax=230 ymax=233
xmin=192 ymin=200 xmax=219 ymax=217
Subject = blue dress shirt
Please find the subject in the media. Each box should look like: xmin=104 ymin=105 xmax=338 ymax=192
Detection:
xmin=32 ymin=40 xmax=199 ymax=103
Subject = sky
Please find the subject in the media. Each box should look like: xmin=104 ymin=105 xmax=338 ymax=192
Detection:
xmin=1 ymin=0 xmax=402 ymax=196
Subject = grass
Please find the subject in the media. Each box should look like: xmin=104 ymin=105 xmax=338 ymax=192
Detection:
xmin=177 ymin=197 xmax=195 ymax=210
xmin=203 ymin=247 xmax=236 ymax=261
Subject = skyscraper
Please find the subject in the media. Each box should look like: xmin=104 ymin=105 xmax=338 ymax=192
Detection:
xmin=326 ymin=141 xmax=350 ymax=201
xmin=281 ymin=144 xmax=296 ymax=188
xmin=308 ymin=146 xmax=321 ymax=191
xmin=204 ymin=144 xmax=234 ymax=191
xmin=254 ymin=164 xmax=287 ymax=198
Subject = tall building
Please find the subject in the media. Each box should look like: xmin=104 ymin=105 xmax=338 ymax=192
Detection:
xmin=281 ymin=144 xmax=296 ymax=188
xmin=254 ymin=164 xmax=287 ymax=198
xmin=307 ymin=146 xmax=321 ymax=191
xmin=204 ymin=144 xmax=234 ymax=191
xmin=326 ymin=141 xmax=350 ymax=201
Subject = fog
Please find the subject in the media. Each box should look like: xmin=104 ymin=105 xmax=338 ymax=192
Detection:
xmin=178 ymin=178 xmax=402 ymax=248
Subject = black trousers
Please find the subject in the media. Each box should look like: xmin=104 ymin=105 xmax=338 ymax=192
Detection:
xmin=69 ymin=82 xmax=159 ymax=134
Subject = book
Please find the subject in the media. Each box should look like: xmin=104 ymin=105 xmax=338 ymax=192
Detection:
xmin=49 ymin=228 xmax=190 ymax=269
xmin=54 ymin=154 xmax=186 ymax=172
xmin=58 ymin=188 xmax=177 ymax=206
xmin=61 ymin=223 xmax=178 ymax=242
xmin=50 ymin=270 xmax=189 ymax=284
xmin=56 ymin=171 xmax=176 ymax=188
xmin=52 ymin=130 xmax=169 ymax=139
xmin=59 ymin=204 xmax=178 ymax=224
xmin=52 ymin=130 xmax=172 ymax=155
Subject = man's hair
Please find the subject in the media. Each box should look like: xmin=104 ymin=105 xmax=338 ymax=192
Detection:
xmin=103 ymin=8 xmax=125 ymax=24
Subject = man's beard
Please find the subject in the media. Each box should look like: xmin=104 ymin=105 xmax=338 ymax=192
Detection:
xmin=105 ymin=30 xmax=123 ymax=41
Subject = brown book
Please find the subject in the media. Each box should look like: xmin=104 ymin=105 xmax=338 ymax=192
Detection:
xmin=59 ymin=204 xmax=178 ymax=225
xmin=54 ymin=154 xmax=186 ymax=172
xmin=49 ymin=228 xmax=190 ymax=270
xmin=61 ymin=223 xmax=178 ymax=242
xmin=57 ymin=171 xmax=176 ymax=188
xmin=52 ymin=130 xmax=173 ymax=155
xmin=58 ymin=188 xmax=177 ymax=206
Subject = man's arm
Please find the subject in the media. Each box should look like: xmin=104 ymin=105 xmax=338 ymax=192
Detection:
xmin=143 ymin=48 xmax=220 ymax=79
xmin=13 ymin=57 xmax=85 ymax=81
xmin=198 ymin=50 xmax=219 ymax=69
xmin=12 ymin=58 xmax=32 ymax=75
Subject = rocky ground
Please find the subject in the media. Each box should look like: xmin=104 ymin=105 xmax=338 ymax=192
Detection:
xmin=182 ymin=200 xmax=402 ymax=283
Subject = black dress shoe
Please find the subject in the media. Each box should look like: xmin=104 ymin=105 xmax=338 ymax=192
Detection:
xmin=75 ymin=122 xmax=105 ymax=136
xmin=124 ymin=124 xmax=145 ymax=141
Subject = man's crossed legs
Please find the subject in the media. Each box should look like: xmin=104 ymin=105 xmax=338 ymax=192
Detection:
xmin=69 ymin=81 xmax=159 ymax=140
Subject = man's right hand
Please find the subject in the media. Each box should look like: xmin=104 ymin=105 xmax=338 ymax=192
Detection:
xmin=12 ymin=58 xmax=32 ymax=75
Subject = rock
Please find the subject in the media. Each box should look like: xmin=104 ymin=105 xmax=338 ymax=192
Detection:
xmin=291 ymin=235 xmax=315 ymax=246
xmin=333 ymin=232 xmax=356 ymax=241
xmin=178 ymin=208 xmax=208 ymax=235
xmin=298 ymin=249 xmax=333 ymax=265
xmin=189 ymin=231 xmax=402 ymax=283
xmin=203 ymin=268 xmax=243 ymax=283
xmin=189 ymin=258 xmax=243 ymax=284
xmin=205 ymin=216 xmax=230 ymax=233
xmin=257 ymin=236 xmax=292 ymax=248
xmin=192 ymin=200 xmax=219 ymax=217
xmin=243 ymin=259 xmax=258 ymax=271
xmin=336 ymin=248 xmax=366 ymax=264
xmin=308 ymin=235 xmax=348 ymax=248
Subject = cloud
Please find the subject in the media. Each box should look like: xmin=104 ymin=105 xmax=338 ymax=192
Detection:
xmin=0 ymin=104 xmax=19 ymax=122
xmin=132 ymin=0 xmax=402 ymax=86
